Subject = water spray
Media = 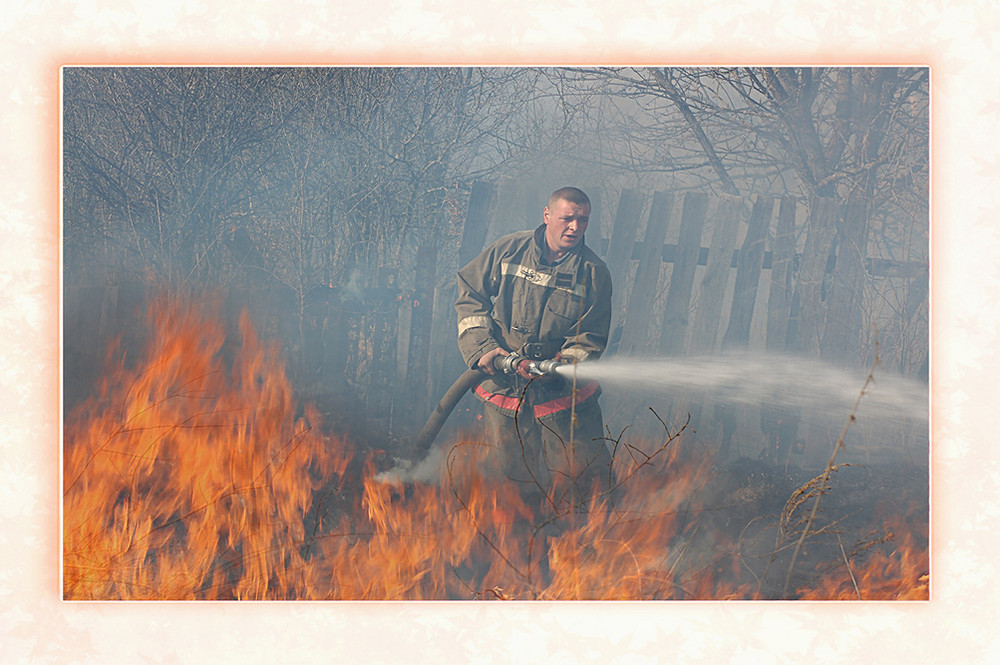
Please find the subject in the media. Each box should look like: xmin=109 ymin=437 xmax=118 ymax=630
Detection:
xmin=558 ymin=353 xmax=928 ymax=424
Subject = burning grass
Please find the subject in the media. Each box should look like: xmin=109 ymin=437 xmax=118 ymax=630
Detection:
xmin=62 ymin=292 xmax=928 ymax=600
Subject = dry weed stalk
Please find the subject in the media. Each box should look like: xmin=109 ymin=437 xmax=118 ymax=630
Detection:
xmin=782 ymin=357 xmax=878 ymax=593
xmin=777 ymin=351 xmax=880 ymax=595
xmin=835 ymin=533 xmax=861 ymax=599
xmin=745 ymin=349 xmax=881 ymax=598
xmin=779 ymin=464 xmax=853 ymax=535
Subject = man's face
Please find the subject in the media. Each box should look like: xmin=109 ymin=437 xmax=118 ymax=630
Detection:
xmin=543 ymin=198 xmax=590 ymax=257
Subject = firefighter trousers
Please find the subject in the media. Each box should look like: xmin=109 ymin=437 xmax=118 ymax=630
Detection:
xmin=482 ymin=395 xmax=613 ymax=513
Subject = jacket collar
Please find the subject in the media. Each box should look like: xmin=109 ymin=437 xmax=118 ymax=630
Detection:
xmin=532 ymin=224 xmax=585 ymax=267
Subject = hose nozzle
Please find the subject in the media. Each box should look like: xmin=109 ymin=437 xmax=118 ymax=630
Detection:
xmin=530 ymin=358 xmax=565 ymax=376
xmin=491 ymin=353 xmax=566 ymax=376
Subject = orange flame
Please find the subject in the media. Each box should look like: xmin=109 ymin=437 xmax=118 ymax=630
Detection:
xmin=63 ymin=292 xmax=928 ymax=601
xmin=63 ymin=292 xmax=349 ymax=600
xmin=796 ymin=518 xmax=930 ymax=601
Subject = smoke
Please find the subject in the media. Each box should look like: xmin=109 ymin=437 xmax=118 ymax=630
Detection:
xmin=374 ymin=444 xmax=446 ymax=485
xmin=339 ymin=267 xmax=365 ymax=303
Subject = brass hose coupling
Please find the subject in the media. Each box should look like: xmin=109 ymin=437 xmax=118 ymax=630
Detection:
xmin=492 ymin=353 xmax=565 ymax=376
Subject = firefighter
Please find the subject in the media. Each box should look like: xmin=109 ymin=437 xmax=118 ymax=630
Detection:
xmin=455 ymin=186 xmax=614 ymax=511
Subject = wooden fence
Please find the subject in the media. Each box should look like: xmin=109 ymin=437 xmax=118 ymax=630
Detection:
xmin=63 ymin=180 xmax=928 ymax=466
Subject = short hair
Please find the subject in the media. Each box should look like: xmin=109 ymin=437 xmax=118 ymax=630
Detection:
xmin=548 ymin=186 xmax=591 ymax=209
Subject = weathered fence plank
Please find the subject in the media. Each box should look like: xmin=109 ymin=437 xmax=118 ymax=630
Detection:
xmin=585 ymin=187 xmax=602 ymax=251
xmin=603 ymin=189 xmax=644 ymax=270
xmin=618 ymin=191 xmax=673 ymax=356
xmin=486 ymin=180 xmax=532 ymax=243
xmin=689 ymin=195 xmax=743 ymax=355
xmin=766 ymin=197 xmax=798 ymax=351
xmin=790 ymin=196 xmax=839 ymax=356
xmin=722 ymin=195 xmax=773 ymax=350
xmin=659 ymin=192 xmax=708 ymax=355
xmin=603 ymin=189 xmax=645 ymax=334
xmin=459 ymin=181 xmax=498 ymax=268
xmin=821 ymin=194 xmax=869 ymax=363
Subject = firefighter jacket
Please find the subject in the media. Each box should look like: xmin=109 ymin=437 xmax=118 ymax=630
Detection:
xmin=455 ymin=224 xmax=613 ymax=419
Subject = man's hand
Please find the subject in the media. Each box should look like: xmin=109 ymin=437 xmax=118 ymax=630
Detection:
xmin=477 ymin=348 xmax=534 ymax=377
xmin=476 ymin=347 xmax=509 ymax=374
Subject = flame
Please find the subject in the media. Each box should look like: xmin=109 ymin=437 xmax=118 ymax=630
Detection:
xmin=63 ymin=292 xmax=350 ymax=600
xmin=796 ymin=517 xmax=930 ymax=601
xmin=63 ymin=292 xmax=928 ymax=601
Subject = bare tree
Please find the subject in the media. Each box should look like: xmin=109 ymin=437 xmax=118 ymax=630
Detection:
xmin=63 ymin=67 xmax=285 ymax=284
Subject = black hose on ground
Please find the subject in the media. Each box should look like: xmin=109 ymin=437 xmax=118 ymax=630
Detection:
xmin=411 ymin=368 xmax=486 ymax=460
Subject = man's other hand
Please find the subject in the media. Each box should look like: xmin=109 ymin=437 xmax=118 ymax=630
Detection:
xmin=477 ymin=347 xmax=509 ymax=374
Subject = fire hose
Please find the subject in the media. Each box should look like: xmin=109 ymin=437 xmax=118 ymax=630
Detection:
xmin=411 ymin=353 xmax=566 ymax=460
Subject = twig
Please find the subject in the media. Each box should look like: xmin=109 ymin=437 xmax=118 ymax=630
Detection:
xmin=836 ymin=532 xmax=862 ymax=600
